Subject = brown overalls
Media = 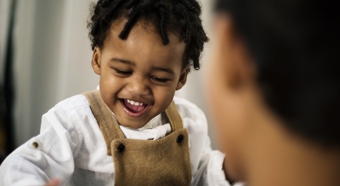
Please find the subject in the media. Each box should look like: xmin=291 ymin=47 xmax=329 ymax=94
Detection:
xmin=83 ymin=90 xmax=192 ymax=186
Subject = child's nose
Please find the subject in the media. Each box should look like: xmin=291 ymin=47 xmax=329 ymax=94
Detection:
xmin=126 ymin=77 xmax=151 ymax=96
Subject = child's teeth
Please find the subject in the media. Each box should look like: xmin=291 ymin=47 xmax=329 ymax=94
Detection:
xmin=126 ymin=99 xmax=145 ymax=106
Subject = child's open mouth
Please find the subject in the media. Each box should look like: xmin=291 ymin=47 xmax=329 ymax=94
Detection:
xmin=120 ymin=99 xmax=150 ymax=117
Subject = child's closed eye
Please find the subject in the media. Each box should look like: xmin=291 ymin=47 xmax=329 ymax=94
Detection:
xmin=151 ymin=77 xmax=169 ymax=83
xmin=113 ymin=68 xmax=132 ymax=75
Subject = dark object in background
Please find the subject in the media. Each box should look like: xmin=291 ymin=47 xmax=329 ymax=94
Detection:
xmin=0 ymin=0 xmax=17 ymax=163
xmin=0 ymin=89 xmax=5 ymax=163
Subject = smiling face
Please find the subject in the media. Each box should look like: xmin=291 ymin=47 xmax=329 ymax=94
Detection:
xmin=91 ymin=19 xmax=188 ymax=129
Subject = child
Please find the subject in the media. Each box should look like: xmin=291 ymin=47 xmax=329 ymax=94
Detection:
xmin=0 ymin=0 xmax=234 ymax=185
xmin=207 ymin=0 xmax=340 ymax=185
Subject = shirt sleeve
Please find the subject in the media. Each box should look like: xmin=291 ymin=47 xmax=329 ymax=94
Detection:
xmin=190 ymin=125 xmax=232 ymax=186
xmin=174 ymin=97 xmax=236 ymax=186
xmin=0 ymin=103 xmax=81 ymax=186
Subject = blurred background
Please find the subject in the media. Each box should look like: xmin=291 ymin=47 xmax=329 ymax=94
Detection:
xmin=0 ymin=0 xmax=216 ymax=163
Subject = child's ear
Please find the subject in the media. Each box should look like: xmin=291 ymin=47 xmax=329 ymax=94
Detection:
xmin=91 ymin=46 xmax=101 ymax=75
xmin=176 ymin=66 xmax=189 ymax=90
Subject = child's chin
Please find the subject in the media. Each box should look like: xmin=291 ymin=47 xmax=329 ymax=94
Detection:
xmin=120 ymin=119 xmax=148 ymax=129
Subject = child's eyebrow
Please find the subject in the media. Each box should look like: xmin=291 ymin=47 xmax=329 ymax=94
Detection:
xmin=111 ymin=58 xmax=174 ymax=75
xmin=152 ymin=67 xmax=175 ymax=75
xmin=110 ymin=58 xmax=135 ymax=66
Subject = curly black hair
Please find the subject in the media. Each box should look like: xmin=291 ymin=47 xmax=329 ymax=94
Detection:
xmin=88 ymin=0 xmax=208 ymax=70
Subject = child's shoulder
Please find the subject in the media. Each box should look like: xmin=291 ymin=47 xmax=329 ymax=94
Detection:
xmin=48 ymin=94 xmax=90 ymax=115
xmin=173 ymin=96 xmax=206 ymax=123
xmin=54 ymin=94 xmax=89 ymax=110
xmin=173 ymin=96 xmax=200 ymax=110
xmin=38 ymin=94 xmax=92 ymax=136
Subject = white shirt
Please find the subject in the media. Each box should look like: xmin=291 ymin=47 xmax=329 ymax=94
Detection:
xmin=0 ymin=95 xmax=234 ymax=186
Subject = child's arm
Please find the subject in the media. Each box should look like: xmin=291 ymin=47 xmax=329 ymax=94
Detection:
xmin=191 ymin=136 xmax=230 ymax=185
xmin=174 ymin=97 xmax=242 ymax=186
xmin=192 ymin=131 xmax=244 ymax=186
xmin=223 ymin=158 xmax=237 ymax=185
xmin=45 ymin=179 xmax=61 ymax=186
xmin=0 ymin=102 xmax=80 ymax=186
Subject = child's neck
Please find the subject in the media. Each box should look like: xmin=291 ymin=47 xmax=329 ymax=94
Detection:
xmin=245 ymin=108 xmax=340 ymax=186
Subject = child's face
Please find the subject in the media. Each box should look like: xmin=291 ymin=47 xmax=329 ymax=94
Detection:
xmin=91 ymin=19 xmax=188 ymax=129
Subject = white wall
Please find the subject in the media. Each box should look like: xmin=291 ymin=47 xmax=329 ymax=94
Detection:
xmin=13 ymin=0 xmax=98 ymax=146
xmin=12 ymin=0 xmax=218 ymax=149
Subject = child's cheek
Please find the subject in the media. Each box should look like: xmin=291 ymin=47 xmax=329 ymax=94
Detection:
xmin=154 ymin=86 xmax=175 ymax=108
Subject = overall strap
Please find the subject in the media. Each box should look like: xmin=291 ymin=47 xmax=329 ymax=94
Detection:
xmin=164 ymin=101 xmax=183 ymax=132
xmin=82 ymin=90 xmax=125 ymax=156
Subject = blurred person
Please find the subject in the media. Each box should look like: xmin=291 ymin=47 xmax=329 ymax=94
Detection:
xmin=0 ymin=0 xmax=236 ymax=185
xmin=206 ymin=0 xmax=340 ymax=186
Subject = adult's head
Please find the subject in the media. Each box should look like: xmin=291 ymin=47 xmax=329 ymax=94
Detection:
xmin=206 ymin=0 xmax=340 ymax=184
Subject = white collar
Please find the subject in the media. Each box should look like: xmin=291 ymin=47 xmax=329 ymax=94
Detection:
xmin=119 ymin=114 xmax=171 ymax=140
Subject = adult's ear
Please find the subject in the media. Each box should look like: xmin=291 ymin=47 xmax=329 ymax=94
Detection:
xmin=205 ymin=14 xmax=259 ymax=181
xmin=211 ymin=13 xmax=256 ymax=92
xmin=176 ymin=66 xmax=189 ymax=90
xmin=91 ymin=46 xmax=102 ymax=75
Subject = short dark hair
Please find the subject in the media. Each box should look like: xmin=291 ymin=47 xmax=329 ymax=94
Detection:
xmin=215 ymin=0 xmax=340 ymax=147
xmin=88 ymin=0 xmax=208 ymax=70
